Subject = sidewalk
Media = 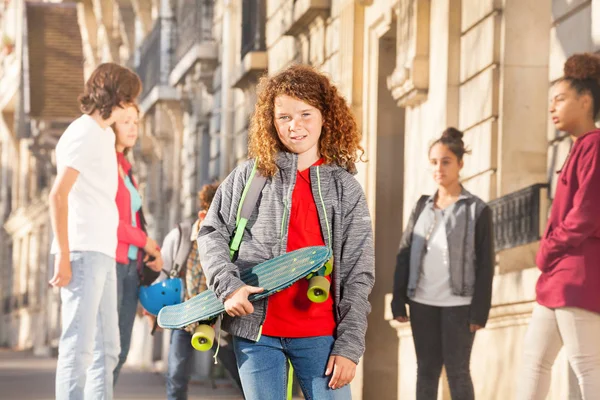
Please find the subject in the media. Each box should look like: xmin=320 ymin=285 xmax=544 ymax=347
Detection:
xmin=0 ymin=348 xmax=243 ymax=400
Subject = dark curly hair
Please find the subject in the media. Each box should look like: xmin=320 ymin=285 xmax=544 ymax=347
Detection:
xmin=78 ymin=63 xmax=142 ymax=120
xmin=198 ymin=181 xmax=220 ymax=211
xmin=248 ymin=64 xmax=365 ymax=177
xmin=429 ymin=127 xmax=471 ymax=161
xmin=561 ymin=53 xmax=600 ymax=117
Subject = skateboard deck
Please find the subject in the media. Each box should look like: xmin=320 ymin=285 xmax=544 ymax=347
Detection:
xmin=157 ymin=246 xmax=332 ymax=329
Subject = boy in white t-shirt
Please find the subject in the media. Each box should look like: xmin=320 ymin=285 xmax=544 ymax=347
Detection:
xmin=49 ymin=63 xmax=142 ymax=400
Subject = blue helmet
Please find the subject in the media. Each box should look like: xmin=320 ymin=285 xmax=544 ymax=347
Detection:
xmin=139 ymin=278 xmax=184 ymax=316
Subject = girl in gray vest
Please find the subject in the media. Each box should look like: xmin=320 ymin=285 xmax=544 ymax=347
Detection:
xmin=391 ymin=128 xmax=495 ymax=400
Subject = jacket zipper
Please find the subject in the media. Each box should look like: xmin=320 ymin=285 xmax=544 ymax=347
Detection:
xmin=316 ymin=166 xmax=332 ymax=248
xmin=256 ymin=158 xmax=295 ymax=337
xmin=315 ymin=167 xmax=337 ymax=320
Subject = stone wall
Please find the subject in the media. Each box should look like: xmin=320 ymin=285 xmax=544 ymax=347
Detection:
xmin=377 ymin=0 xmax=590 ymax=398
xmin=2 ymin=0 xmax=594 ymax=397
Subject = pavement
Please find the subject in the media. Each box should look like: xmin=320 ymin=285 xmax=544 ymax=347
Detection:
xmin=0 ymin=348 xmax=243 ymax=400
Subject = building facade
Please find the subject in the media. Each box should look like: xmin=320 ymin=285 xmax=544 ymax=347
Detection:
xmin=0 ymin=0 xmax=594 ymax=398
xmin=0 ymin=0 xmax=83 ymax=356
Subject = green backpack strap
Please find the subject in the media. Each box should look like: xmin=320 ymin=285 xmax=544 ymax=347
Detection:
xmin=229 ymin=160 xmax=267 ymax=260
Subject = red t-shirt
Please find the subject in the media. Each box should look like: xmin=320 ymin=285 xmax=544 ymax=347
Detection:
xmin=261 ymin=159 xmax=336 ymax=337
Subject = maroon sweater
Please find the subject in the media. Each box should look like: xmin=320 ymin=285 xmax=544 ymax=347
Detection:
xmin=536 ymin=130 xmax=600 ymax=314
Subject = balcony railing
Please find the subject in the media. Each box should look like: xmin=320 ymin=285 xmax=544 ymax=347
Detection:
xmin=489 ymin=183 xmax=548 ymax=252
xmin=241 ymin=0 xmax=266 ymax=60
xmin=174 ymin=0 xmax=213 ymax=66
xmin=137 ymin=18 xmax=174 ymax=99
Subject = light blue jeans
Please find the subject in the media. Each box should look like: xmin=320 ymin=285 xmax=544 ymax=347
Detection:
xmin=55 ymin=251 xmax=120 ymax=400
xmin=233 ymin=335 xmax=352 ymax=400
xmin=113 ymin=260 xmax=140 ymax=384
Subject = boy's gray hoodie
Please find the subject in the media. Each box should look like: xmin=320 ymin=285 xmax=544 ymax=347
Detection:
xmin=197 ymin=152 xmax=375 ymax=364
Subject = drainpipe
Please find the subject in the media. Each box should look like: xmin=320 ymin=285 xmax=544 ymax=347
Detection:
xmin=159 ymin=0 xmax=174 ymax=83
xmin=219 ymin=0 xmax=234 ymax=177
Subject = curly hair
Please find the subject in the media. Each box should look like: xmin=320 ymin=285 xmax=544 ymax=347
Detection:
xmin=198 ymin=181 xmax=220 ymax=211
xmin=79 ymin=63 xmax=142 ymax=120
xmin=248 ymin=64 xmax=365 ymax=177
xmin=561 ymin=53 xmax=600 ymax=117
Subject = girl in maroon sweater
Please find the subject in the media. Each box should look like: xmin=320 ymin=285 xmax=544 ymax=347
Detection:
xmin=518 ymin=53 xmax=600 ymax=399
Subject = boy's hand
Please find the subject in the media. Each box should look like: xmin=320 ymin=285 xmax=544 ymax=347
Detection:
xmin=144 ymin=253 xmax=163 ymax=272
xmin=224 ymin=285 xmax=264 ymax=317
xmin=326 ymin=355 xmax=356 ymax=389
xmin=144 ymin=313 xmax=161 ymax=332
xmin=49 ymin=253 xmax=72 ymax=287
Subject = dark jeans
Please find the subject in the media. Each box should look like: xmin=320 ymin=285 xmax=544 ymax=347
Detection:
xmin=409 ymin=301 xmax=476 ymax=400
xmin=167 ymin=329 xmax=244 ymax=400
xmin=113 ymin=260 xmax=140 ymax=384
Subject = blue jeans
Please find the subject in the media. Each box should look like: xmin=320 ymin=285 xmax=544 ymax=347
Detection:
xmin=167 ymin=329 xmax=244 ymax=400
xmin=233 ymin=335 xmax=351 ymax=400
xmin=55 ymin=251 xmax=120 ymax=400
xmin=113 ymin=260 xmax=140 ymax=384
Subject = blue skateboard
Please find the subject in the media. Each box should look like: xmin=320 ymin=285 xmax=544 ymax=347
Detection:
xmin=157 ymin=246 xmax=333 ymax=351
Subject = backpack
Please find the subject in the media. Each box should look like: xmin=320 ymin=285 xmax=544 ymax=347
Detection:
xmin=169 ymin=222 xmax=193 ymax=278
xmin=139 ymin=222 xmax=194 ymax=285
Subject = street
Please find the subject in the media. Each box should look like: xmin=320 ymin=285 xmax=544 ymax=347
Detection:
xmin=0 ymin=349 xmax=243 ymax=400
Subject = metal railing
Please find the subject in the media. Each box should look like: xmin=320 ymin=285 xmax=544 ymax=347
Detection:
xmin=137 ymin=18 xmax=174 ymax=99
xmin=174 ymin=0 xmax=213 ymax=67
xmin=241 ymin=0 xmax=266 ymax=59
xmin=489 ymin=183 xmax=548 ymax=252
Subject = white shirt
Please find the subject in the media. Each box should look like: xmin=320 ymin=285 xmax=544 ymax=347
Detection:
xmin=51 ymin=114 xmax=119 ymax=258
xmin=413 ymin=208 xmax=472 ymax=307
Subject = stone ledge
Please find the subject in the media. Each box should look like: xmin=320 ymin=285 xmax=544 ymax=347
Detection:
xmin=283 ymin=0 xmax=331 ymax=37
xmin=138 ymin=86 xmax=180 ymax=115
xmin=386 ymin=0 xmax=431 ymax=108
xmin=232 ymin=51 xmax=268 ymax=91
xmin=169 ymin=41 xmax=218 ymax=87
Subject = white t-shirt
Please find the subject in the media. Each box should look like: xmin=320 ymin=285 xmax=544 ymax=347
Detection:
xmin=413 ymin=208 xmax=472 ymax=307
xmin=50 ymin=114 xmax=119 ymax=258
